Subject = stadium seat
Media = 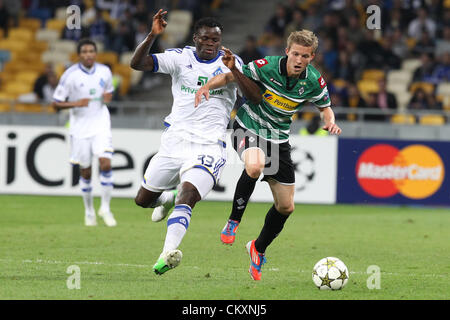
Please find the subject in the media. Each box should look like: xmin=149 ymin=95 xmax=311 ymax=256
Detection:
xmin=19 ymin=18 xmax=42 ymax=31
xmin=96 ymin=52 xmax=119 ymax=66
xmin=55 ymin=7 xmax=68 ymax=20
xmin=3 ymin=82 xmax=33 ymax=98
xmin=162 ymin=10 xmax=193 ymax=47
xmin=0 ymin=29 xmax=3 ymax=39
xmin=41 ymin=50 xmax=71 ymax=65
xmin=402 ymin=58 xmax=421 ymax=72
xmin=0 ymin=40 xmax=28 ymax=53
xmin=390 ymin=113 xmax=416 ymax=125
xmin=387 ymin=70 xmax=413 ymax=85
xmin=119 ymin=51 xmax=134 ymax=65
xmin=45 ymin=19 xmax=66 ymax=32
xmin=8 ymin=28 xmax=34 ymax=42
xmin=35 ymin=29 xmax=60 ymax=42
xmin=332 ymin=78 xmax=347 ymax=89
xmin=405 ymin=37 xmax=417 ymax=50
xmin=409 ymin=82 xmax=435 ymax=95
xmin=50 ymin=40 xmax=77 ymax=54
xmin=395 ymin=91 xmax=412 ymax=111
xmin=15 ymin=71 xmax=40 ymax=85
xmin=357 ymin=79 xmax=379 ymax=96
xmin=0 ymin=92 xmax=14 ymax=112
xmin=436 ymin=83 xmax=450 ymax=97
xmin=419 ymin=114 xmax=446 ymax=125
xmin=362 ymin=69 xmax=385 ymax=81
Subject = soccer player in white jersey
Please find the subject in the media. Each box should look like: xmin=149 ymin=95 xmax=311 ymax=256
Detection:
xmin=130 ymin=10 xmax=242 ymax=275
xmin=53 ymin=39 xmax=117 ymax=227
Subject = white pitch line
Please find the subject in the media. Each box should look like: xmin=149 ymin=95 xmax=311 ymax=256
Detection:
xmin=0 ymin=258 xmax=447 ymax=278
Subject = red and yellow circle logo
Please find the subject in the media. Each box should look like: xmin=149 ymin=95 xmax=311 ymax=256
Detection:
xmin=356 ymin=144 xmax=445 ymax=199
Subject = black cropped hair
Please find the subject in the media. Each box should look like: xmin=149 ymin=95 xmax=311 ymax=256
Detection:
xmin=77 ymin=38 xmax=97 ymax=54
xmin=193 ymin=17 xmax=223 ymax=35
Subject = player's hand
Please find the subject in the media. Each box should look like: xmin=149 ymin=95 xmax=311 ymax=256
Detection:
xmin=221 ymin=46 xmax=236 ymax=70
xmin=195 ymin=86 xmax=209 ymax=108
xmin=150 ymin=9 xmax=168 ymax=35
xmin=323 ymin=122 xmax=342 ymax=135
xmin=102 ymin=92 xmax=112 ymax=103
xmin=75 ymin=98 xmax=90 ymax=107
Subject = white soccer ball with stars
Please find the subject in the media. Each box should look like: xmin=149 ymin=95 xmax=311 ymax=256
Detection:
xmin=312 ymin=257 xmax=349 ymax=290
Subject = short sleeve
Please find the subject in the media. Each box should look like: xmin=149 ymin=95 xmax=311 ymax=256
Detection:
xmin=151 ymin=48 xmax=183 ymax=75
xmin=52 ymin=71 xmax=72 ymax=102
xmin=309 ymin=76 xmax=331 ymax=108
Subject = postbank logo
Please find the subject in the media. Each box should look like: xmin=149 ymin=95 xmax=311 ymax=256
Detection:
xmin=356 ymin=144 xmax=444 ymax=199
xmin=262 ymin=90 xmax=299 ymax=111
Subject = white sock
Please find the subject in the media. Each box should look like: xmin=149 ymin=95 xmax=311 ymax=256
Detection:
xmin=153 ymin=190 xmax=175 ymax=208
xmin=100 ymin=170 xmax=113 ymax=212
xmin=162 ymin=204 xmax=192 ymax=253
xmin=80 ymin=177 xmax=94 ymax=215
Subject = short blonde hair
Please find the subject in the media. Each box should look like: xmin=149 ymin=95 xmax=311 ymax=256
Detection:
xmin=287 ymin=30 xmax=319 ymax=52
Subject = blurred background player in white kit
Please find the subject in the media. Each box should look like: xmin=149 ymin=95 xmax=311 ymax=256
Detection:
xmin=52 ymin=38 xmax=117 ymax=227
xmin=131 ymin=9 xmax=243 ymax=275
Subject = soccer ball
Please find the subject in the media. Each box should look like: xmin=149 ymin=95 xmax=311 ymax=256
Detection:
xmin=312 ymin=257 xmax=349 ymax=290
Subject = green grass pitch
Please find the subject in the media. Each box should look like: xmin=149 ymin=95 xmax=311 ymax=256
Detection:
xmin=0 ymin=195 xmax=449 ymax=300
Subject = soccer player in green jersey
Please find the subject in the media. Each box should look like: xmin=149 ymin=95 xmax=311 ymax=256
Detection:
xmin=195 ymin=30 xmax=342 ymax=280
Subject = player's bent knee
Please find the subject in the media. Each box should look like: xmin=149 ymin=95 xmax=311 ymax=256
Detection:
xmin=176 ymin=182 xmax=201 ymax=208
xmin=276 ymin=202 xmax=295 ymax=215
xmin=245 ymin=163 xmax=264 ymax=179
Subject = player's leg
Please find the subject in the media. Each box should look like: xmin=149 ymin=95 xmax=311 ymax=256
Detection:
xmin=221 ymin=147 xmax=265 ymax=244
xmin=71 ymin=135 xmax=96 ymax=226
xmin=136 ymin=153 xmax=179 ymax=221
xmin=93 ymin=133 xmax=116 ymax=226
xmin=247 ymin=180 xmax=295 ymax=281
xmin=97 ymin=156 xmax=117 ymax=226
xmin=153 ymin=169 xmax=207 ymax=275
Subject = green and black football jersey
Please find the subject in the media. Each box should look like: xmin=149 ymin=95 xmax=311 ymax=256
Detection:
xmin=236 ymin=56 xmax=331 ymax=143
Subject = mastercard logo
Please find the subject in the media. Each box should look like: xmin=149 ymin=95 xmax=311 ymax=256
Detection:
xmin=355 ymin=144 xmax=445 ymax=199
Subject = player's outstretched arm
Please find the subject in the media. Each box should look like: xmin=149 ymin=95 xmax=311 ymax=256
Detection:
xmin=52 ymin=98 xmax=90 ymax=110
xmin=222 ymin=47 xmax=262 ymax=105
xmin=319 ymin=107 xmax=342 ymax=135
xmin=130 ymin=9 xmax=167 ymax=71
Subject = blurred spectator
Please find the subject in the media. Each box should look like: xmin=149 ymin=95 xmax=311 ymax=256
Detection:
xmin=89 ymin=9 xmax=112 ymax=44
xmin=346 ymin=41 xmax=365 ymax=80
xmin=97 ymin=0 xmax=135 ymax=20
xmin=386 ymin=8 xmax=408 ymax=33
xmin=110 ymin=20 xmax=135 ymax=55
xmin=284 ymin=9 xmax=304 ymax=40
xmin=335 ymin=51 xmax=356 ymax=82
xmin=435 ymin=26 xmax=450 ymax=57
xmin=81 ymin=0 xmax=96 ymax=27
xmin=0 ymin=0 xmax=10 ymax=37
xmin=302 ymin=4 xmax=321 ymax=32
xmin=379 ymin=35 xmax=402 ymax=69
xmin=375 ymin=78 xmax=398 ymax=111
xmin=238 ymin=35 xmax=264 ymax=65
xmin=407 ymin=87 xmax=437 ymax=110
xmin=411 ymin=30 xmax=436 ymax=56
xmin=4 ymin=0 xmax=20 ymax=27
xmin=346 ymin=15 xmax=364 ymax=45
xmin=134 ymin=22 xmax=149 ymax=50
xmin=316 ymin=11 xmax=339 ymax=46
xmin=42 ymin=72 xmax=58 ymax=104
xmin=322 ymin=37 xmax=338 ymax=76
xmin=362 ymin=92 xmax=392 ymax=122
xmin=407 ymin=7 xmax=437 ymax=40
xmin=357 ymin=30 xmax=387 ymax=69
xmin=265 ymin=3 xmax=290 ymax=38
xmin=431 ymin=52 xmax=450 ymax=83
xmin=133 ymin=0 xmax=149 ymax=24
xmin=285 ymin=0 xmax=301 ymax=22
xmin=345 ymin=83 xmax=367 ymax=121
xmin=33 ymin=63 xmax=54 ymax=101
xmin=412 ymin=53 xmax=437 ymax=83
xmin=391 ymin=28 xmax=409 ymax=58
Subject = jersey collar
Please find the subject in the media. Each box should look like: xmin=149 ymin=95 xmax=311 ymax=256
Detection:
xmin=78 ymin=62 xmax=96 ymax=75
xmin=193 ymin=50 xmax=223 ymax=64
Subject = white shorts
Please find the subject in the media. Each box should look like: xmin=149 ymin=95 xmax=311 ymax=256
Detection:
xmin=142 ymin=130 xmax=227 ymax=199
xmin=70 ymin=132 xmax=114 ymax=169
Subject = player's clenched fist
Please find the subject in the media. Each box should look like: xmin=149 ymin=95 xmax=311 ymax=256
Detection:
xmin=151 ymin=9 xmax=168 ymax=35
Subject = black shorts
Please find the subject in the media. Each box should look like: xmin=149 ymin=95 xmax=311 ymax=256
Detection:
xmin=231 ymin=121 xmax=295 ymax=184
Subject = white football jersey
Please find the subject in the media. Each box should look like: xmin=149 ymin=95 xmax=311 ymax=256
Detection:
xmin=151 ymin=46 xmax=243 ymax=145
xmin=53 ymin=63 xmax=114 ymax=139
